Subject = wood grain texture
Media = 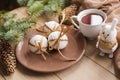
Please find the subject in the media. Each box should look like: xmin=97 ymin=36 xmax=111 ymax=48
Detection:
xmin=85 ymin=39 xmax=115 ymax=74
xmin=0 ymin=63 xmax=60 ymax=80
xmin=56 ymin=56 xmax=119 ymax=80
xmin=0 ymin=77 xmax=5 ymax=80
xmin=0 ymin=73 xmax=5 ymax=80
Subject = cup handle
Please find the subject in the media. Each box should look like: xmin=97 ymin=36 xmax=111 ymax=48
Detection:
xmin=71 ymin=16 xmax=80 ymax=29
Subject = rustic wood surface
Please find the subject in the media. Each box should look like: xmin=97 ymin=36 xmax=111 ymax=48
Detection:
xmin=0 ymin=7 xmax=119 ymax=80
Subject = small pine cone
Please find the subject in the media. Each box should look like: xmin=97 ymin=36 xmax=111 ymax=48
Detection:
xmin=0 ymin=41 xmax=16 ymax=74
xmin=59 ymin=4 xmax=78 ymax=25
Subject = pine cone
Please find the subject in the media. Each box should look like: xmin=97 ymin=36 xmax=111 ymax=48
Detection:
xmin=0 ymin=41 xmax=16 ymax=74
xmin=59 ymin=4 xmax=78 ymax=25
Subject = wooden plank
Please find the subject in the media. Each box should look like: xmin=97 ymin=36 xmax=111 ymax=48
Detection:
xmin=56 ymin=56 xmax=119 ymax=80
xmin=85 ymin=39 xmax=115 ymax=74
xmin=0 ymin=74 xmax=5 ymax=80
xmin=3 ymin=63 xmax=60 ymax=80
xmin=0 ymin=76 xmax=5 ymax=80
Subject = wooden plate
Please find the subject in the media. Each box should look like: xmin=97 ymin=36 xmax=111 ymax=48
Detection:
xmin=16 ymin=29 xmax=86 ymax=72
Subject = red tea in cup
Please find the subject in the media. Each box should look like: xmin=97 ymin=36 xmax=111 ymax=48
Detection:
xmin=81 ymin=13 xmax=103 ymax=25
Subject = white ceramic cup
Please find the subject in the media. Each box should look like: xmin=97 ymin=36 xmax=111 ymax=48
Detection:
xmin=71 ymin=9 xmax=107 ymax=39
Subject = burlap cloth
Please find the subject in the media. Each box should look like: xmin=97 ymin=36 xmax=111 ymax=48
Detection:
xmin=73 ymin=0 xmax=120 ymax=78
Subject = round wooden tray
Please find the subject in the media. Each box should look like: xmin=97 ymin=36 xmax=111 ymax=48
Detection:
xmin=16 ymin=29 xmax=86 ymax=72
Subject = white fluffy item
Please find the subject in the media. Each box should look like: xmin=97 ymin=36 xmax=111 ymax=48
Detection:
xmin=44 ymin=21 xmax=60 ymax=33
xmin=29 ymin=35 xmax=48 ymax=54
xmin=48 ymin=31 xmax=68 ymax=50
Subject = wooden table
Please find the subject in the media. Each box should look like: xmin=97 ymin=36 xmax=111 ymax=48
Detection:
xmin=0 ymin=7 xmax=119 ymax=80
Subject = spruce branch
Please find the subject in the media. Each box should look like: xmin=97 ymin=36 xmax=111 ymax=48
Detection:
xmin=27 ymin=1 xmax=44 ymax=16
xmin=3 ymin=13 xmax=16 ymax=20
xmin=13 ymin=17 xmax=37 ymax=33
xmin=27 ymin=0 xmax=35 ymax=7
xmin=0 ymin=13 xmax=37 ymax=43
xmin=17 ymin=0 xmax=29 ymax=6
xmin=4 ymin=29 xmax=24 ymax=43
xmin=17 ymin=0 xmax=71 ymax=17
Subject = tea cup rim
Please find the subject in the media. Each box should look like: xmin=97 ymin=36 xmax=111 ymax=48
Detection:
xmin=77 ymin=9 xmax=107 ymax=27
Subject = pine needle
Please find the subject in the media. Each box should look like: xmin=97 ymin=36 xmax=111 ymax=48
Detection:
xmin=17 ymin=0 xmax=71 ymax=17
xmin=0 ymin=13 xmax=37 ymax=43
